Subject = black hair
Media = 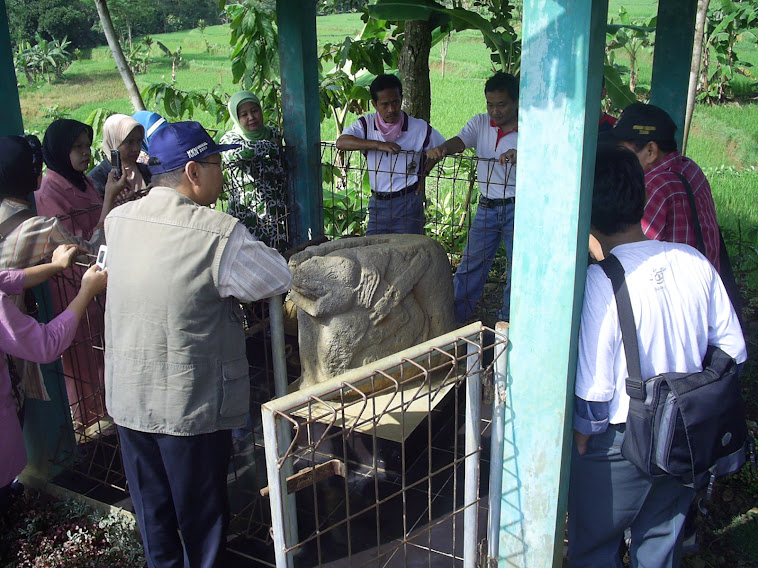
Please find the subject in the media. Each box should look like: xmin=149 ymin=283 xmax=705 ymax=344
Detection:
xmin=628 ymin=138 xmax=678 ymax=153
xmin=591 ymin=145 xmax=646 ymax=235
xmin=22 ymin=135 xmax=43 ymax=178
xmin=484 ymin=72 xmax=519 ymax=102
xmin=0 ymin=135 xmax=42 ymax=200
xmin=369 ymin=74 xmax=403 ymax=102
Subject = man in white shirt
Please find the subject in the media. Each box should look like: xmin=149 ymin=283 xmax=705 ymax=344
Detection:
xmin=569 ymin=145 xmax=746 ymax=567
xmin=427 ymin=72 xmax=518 ymax=322
xmin=104 ymin=121 xmax=292 ymax=568
xmin=337 ymin=74 xmax=445 ymax=235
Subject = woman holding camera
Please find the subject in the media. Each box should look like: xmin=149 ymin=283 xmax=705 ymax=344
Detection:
xmin=89 ymin=113 xmax=151 ymax=198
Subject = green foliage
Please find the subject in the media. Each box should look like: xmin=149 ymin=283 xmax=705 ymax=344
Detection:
xmin=142 ymin=82 xmax=229 ymax=126
xmin=7 ymin=0 xmax=221 ymax=50
xmin=701 ymin=0 xmax=758 ymax=102
xmin=318 ymin=0 xmax=370 ymax=15
xmin=157 ymin=41 xmax=185 ymax=82
xmin=322 ymin=184 xmax=368 ymax=236
xmin=319 ymin=36 xmax=395 ymax=133
xmin=14 ymin=35 xmax=73 ymax=85
xmin=126 ymin=36 xmax=153 ymax=75
xmin=367 ymin=0 xmax=521 ymax=74
xmin=41 ymin=103 xmax=70 ymax=121
xmin=5 ymin=0 xmax=98 ymax=49
xmin=606 ymin=6 xmax=656 ymax=94
xmin=226 ymin=1 xmax=282 ymax=127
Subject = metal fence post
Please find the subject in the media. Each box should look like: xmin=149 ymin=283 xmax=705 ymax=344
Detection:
xmin=487 ymin=322 xmax=510 ymax=564
xmin=464 ymin=331 xmax=483 ymax=568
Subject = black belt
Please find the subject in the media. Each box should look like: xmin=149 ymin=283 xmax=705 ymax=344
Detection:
xmin=372 ymin=182 xmax=418 ymax=200
xmin=479 ymin=196 xmax=515 ymax=208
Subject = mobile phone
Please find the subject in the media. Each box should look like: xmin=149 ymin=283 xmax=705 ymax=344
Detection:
xmin=96 ymin=245 xmax=107 ymax=269
xmin=110 ymin=149 xmax=122 ymax=180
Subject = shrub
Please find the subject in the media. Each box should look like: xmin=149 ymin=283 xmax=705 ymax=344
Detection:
xmin=0 ymin=489 xmax=144 ymax=567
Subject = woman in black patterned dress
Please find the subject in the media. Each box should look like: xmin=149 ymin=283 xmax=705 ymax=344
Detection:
xmin=220 ymin=91 xmax=289 ymax=251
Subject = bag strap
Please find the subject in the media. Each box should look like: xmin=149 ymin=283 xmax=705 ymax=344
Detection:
xmin=673 ymin=171 xmax=706 ymax=255
xmin=598 ymin=254 xmax=646 ymax=400
xmin=0 ymin=208 xmax=34 ymax=241
xmin=417 ymin=122 xmax=433 ymax=175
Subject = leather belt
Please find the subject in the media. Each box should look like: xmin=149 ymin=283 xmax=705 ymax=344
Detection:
xmin=372 ymin=182 xmax=418 ymax=200
xmin=479 ymin=196 xmax=515 ymax=208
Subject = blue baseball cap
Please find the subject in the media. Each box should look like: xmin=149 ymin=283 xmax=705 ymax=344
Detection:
xmin=147 ymin=121 xmax=239 ymax=175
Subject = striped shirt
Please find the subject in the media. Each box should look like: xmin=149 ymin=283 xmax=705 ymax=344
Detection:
xmin=642 ymin=151 xmax=720 ymax=272
xmin=218 ymin=223 xmax=292 ymax=302
xmin=0 ymin=199 xmax=101 ymax=270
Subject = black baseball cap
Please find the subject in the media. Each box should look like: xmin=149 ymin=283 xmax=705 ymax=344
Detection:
xmin=148 ymin=121 xmax=239 ymax=175
xmin=608 ymin=102 xmax=677 ymax=142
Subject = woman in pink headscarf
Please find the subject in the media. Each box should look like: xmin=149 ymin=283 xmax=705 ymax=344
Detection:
xmin=89 ymin=114 xmax=151 ymax=198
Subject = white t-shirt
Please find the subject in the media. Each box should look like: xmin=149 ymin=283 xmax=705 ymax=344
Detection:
xmin=576 ymin=240 xmax=746 ymax=425
xmin=342 ymin=112 xmax=445 ymax=194
xmin=457 ymin=113 xmax=517 ymax=199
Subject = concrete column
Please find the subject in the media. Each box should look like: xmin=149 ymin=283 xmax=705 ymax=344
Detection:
xmin=497 ymin=1 xmax=608 ymax=566
xmin=650 ymin=0 xmax=697 ymax=147
xmin=0 ymin=0 xmax=23 ymax=136
xmin=276 ymin=0 xmax=324 ymax=244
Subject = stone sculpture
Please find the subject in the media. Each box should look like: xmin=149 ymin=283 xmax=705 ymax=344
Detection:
xmin=288 ymin=234 xmax=455 ymax=388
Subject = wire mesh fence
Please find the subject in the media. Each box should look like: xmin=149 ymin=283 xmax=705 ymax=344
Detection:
xmin=220 ymin=147 xmax=291 ymax=252
xmin=261 ymin=323 xmax=507 ymax=568
xmin=320 ymin=143 xmax=514 ymax=261
xmin=31 ymin=145 xmax=514 ymax=566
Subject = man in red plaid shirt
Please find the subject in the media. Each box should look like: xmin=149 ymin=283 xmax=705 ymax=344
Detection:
xmin=607 ymin=103 xmax=721 ymax=272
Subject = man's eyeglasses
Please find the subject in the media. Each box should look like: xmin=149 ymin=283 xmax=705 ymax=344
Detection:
xmin=195 ymin=159 xmax=222 ymax=168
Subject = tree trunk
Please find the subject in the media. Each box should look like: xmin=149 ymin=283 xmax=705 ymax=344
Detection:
xmin=94 ymin=0 xmax=145 ymax=111
xmin=397 ymin=20 xmax=432 ymax=122
xmin=683 ymin=0 xmax=710 ymax=155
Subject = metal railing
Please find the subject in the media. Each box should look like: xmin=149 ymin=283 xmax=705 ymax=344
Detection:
xmin=261 ymin=323 xmax=509 ymax=568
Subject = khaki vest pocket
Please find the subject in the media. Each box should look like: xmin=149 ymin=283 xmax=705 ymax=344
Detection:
xmin=220 ymin=358 xmax=250 ymax=418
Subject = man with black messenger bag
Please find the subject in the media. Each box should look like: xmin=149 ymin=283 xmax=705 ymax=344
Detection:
xmin=568 ymin=146 xmax=747 ymax=567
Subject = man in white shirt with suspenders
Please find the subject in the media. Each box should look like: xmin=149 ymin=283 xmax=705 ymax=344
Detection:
xmin=337 ymin=74 xmax=445 ymax=235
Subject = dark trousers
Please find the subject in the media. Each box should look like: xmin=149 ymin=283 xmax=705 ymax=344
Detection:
xmin=118 ymin=426 xmax=232 ymax=568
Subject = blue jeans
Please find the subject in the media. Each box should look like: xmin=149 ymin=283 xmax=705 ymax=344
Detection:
xmin=453 ymin=201 xmax=514 ymax=322
xmin=366 ymin=191 xmax=425 ymax=236
xmin=568 ymin=425 xmax=695 ymax=568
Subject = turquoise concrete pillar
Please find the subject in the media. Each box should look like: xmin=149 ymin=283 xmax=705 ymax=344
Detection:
xmin=497 ymin=1 xmax=608 ymax=566
xmin=276 ymin=0 xmax=324 ymax=244
xmin=0 ymin=0 xmax=23 ymax=136
xmin=650 ymin=0 xmax=697 ymax=148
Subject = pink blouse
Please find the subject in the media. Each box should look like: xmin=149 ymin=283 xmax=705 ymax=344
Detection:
xmin=35 ymin=170 xmax=103 ymax=240
xmin=0 ymin=270 xmax=78 ymax=487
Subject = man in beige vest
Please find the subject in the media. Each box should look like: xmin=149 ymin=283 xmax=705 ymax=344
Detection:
xmin=104 ymin=121 xmax=292 ymax=568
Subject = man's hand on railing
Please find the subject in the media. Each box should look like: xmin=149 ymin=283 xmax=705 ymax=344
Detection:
xmin=499 ymin=149 xmax=517 ymax=166
xmin=375 ymin=141 xmax=402 ymax=154
xmin=425 ymin=145 xmax=447 ymax=162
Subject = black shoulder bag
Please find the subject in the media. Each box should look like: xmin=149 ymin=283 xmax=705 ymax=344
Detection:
xmin=599 ymin=254 xmax=747 ymax=491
